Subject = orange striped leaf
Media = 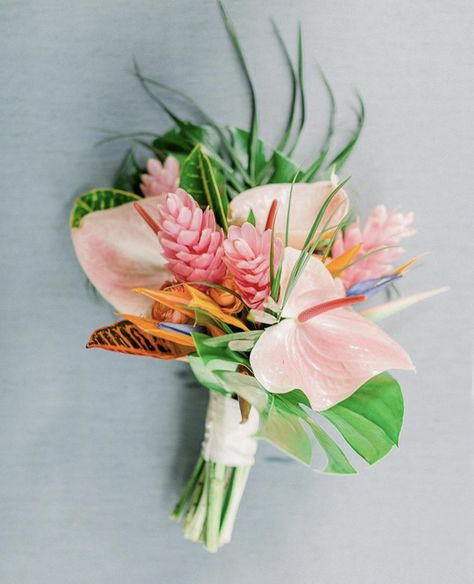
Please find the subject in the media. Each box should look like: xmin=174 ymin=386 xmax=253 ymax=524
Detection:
xmin=86 ymin=320 xmax=192 ymax=360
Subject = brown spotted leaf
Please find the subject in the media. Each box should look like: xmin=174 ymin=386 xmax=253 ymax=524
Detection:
xmin=86 ymin=320 xmax=192 ymax=360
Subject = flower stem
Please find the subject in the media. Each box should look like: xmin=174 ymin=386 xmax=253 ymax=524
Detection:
xmin=172 ymin=457 xmax=252 ymax=552
xmin=219 ymin=466 xmax=250 ymax=546
xmin=170 ymin=455 xmax=204 ymax=521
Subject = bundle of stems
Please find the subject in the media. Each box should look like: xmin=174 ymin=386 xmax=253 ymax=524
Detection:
xmin=171 ymin=455 xmax=252 ymax=552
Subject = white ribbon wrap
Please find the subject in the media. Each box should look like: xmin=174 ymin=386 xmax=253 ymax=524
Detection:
xmin=201 ymin=392 xmax=259 ymax=467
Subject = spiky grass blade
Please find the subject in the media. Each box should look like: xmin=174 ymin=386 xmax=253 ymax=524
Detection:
xmin=135 ymin=73 xmax=253 ymax=185
xmin=327 ymin=93 xmax=365 ymax=171
xmin=287 ymin=24 xmax=306 ymax=156
xmin=218 ymin=1 xmax=259 ymax=182
xmin=281 ymin=178 xmax=350 ymax=308
xmin=299 ymin=66 xmax=337 ymax=182
xmin=271 ymin=20 xmax=298 ymax=153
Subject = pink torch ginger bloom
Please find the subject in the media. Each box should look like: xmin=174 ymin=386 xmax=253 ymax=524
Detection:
xmin=140 ymin=156 xmax=180 ymax=198
xmin=223 ymin=223 xmax=282 ymax=309
xmin=157 ymin=188 xmax=226 ymax=284
xmin=331 ymin=205 xmax=415 ymax=289
xmin=250 ymin=248 xmax=414 ymax=410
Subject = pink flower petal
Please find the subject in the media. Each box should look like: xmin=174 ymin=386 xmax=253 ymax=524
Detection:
xmin=250 ymin=249 xmax=414 ymax=410
xmin=279 ymin=247 xmax=342 ymax=318
xmin=71 ymin=196 xmax=171 ymax=315
xmin=229 ymin=182 xmax=349 ymax=248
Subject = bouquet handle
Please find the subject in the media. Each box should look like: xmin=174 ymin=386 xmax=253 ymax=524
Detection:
xmin=171 ymin=392 xmax=258 ymax=552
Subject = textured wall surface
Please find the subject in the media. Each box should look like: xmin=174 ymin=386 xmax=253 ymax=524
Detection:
xmin=1 ymin=1 xmax=473 ymax=582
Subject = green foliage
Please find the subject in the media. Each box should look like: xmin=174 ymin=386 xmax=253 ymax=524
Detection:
xmin=198 ymin=330 xmax=263 ymax=351
xmin=326 ymin=94 xmax=365 ymax=172
xmin=217 ymin=371 xmax=356 ymax=473
xmin=121 ymin=6 xmax=365 ymax=196
xmin=70 ymin=189 xmax=139 ymax=228
xmin=246 ymin=208 xmax=256 ymax=226
xmin=319 ymin=373 xmax=404 ymax=463
xmin=179 ymin=145 xmax=229 ymax=230
xmin=189 ymin=332 xmax=251 ymax=396
xmin=218 ymin=0 xmax=259 ymax=181
xmin=113 ymin=148 xmax=143 ymax=194
xmin=287 ymin=24 xmax=306 ymax=156
xmin=152 ymin=125 xmax=211 ymax=161
xmin=188 ymin=332 xmax=404 ymax=473
xmin=228 ymin=127 xmax=267 ymax=180
xmin=268 ymin=150 xmax=302 ymax=183
xmin=271 ymin=20 xmax=298 ymax=154
xmin=281 ymin=178 xmax=351 ymax=308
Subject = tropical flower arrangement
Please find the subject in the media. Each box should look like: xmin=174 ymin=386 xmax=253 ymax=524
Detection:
xmin=70 ymin=2 xmax=446 ymax=553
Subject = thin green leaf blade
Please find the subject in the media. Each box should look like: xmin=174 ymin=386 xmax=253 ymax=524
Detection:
xmin=287 ymin=24 xmax=305 ymax=156
xmin=198 ymin=148 xmax=229 ymax=230
xmin=218 ymin=1 xmax=258 ymax=181
xmin=271 ymin=20 xmax=298 ymax=153
xmin=327 ymin=94 xmax=365 ymax=171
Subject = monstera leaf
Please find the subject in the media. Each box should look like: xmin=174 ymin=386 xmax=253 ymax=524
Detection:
xmin=188 ymin=332 xmax=405 ymax=473
xmin=70 ymin=188 xmax=140 ymax=228
xmin=216 ymin=370 xmax=356 ymax=473
xmin=319 ymin=373 xmax=404 ymax=464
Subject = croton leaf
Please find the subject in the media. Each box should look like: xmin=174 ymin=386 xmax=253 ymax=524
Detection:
xmin=86 ymin=320 xmax=190 ymax=360
xmin=69 ymin=189 xmax=140 ymax=228
xmin=319 ymin=373 xmax=404 ymax=464
xmin=179 ymin=145 xmax=228 ymax=229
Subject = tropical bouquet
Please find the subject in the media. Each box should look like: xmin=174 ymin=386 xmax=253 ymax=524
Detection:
xmin=69 ymin=2 xmax=445 ymax=552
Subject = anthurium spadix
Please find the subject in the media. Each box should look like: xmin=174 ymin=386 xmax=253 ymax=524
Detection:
xmin=229 ymin=182 xmax=350 ymax=249
xmin=250 ymin=248 xmax=415 ymax=411
xmin=71 ymin=195 xmax=171 ymax=314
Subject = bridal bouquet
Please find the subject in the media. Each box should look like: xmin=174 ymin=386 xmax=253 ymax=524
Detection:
xmin=70 ymin=2 xmax=445 ymax=552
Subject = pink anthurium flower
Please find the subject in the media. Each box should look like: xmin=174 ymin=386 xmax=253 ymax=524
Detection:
xmin=229 ymin=182 xmax=349 ymax=248
xmin=250 ymin=248 xmax=414 ymax=411
xmin=71 ymin=196 xmax=172 ymax=315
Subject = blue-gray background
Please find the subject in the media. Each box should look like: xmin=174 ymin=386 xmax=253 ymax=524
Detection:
xmin=1 ymin=1 xmax=472 ymax=582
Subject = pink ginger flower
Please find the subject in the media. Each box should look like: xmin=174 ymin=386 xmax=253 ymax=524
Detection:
xmin=331 ymin=205 xmax=415 ymax=289
xmin=223 ymin=223 xmax=282 ymax=309
xmin=140 ymin=156 xmax=180 ymax=198
xmin=157 ymin=188 xmax=226 ymax=284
